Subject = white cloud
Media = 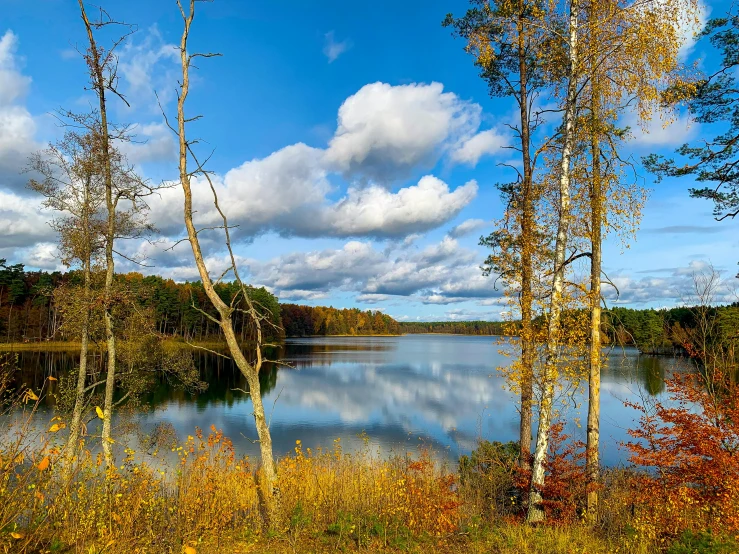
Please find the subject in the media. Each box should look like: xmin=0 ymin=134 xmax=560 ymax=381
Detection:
xmin=324 ymin=82 xmax=483 ymax=181
xmin=677 ymin=0 xmax=710 ymax=60
xmin=119 ymin=82 xmax=494 ymax=241
xmin=0 ymin=31 xmax=39 ymax=193
xmin=321 ymin=177 xmax=478 ymax=237
xmin=148 ymin=160 xmax=477 ymax=240
xmin=0 ymin=191 xmax=54 ymax=248
xmin=0 ymin=31 xmax=30 ymax=105
xmin=118 ymin=122 xmax=178 ymax=165
xmin=24 ymin=242 xmax=62 ymax=270
xmin=606 ymin=260 xmax=737 ymax=305
xmin=279 ymin=290 xmax=330 ymax=301
xmin=118 ymin=26 xmax=179 ymax=112
xmin=625 ymin=110 xmax=697 ymax=147
xmin=323 ymin=31 xmax=351 ymax=63
xmin=356 ymin=293 xmax=392 ymax=303
xmin=449 ymin=218 xmax=489 ymax=238
xmin=450 ymin=128 xmax=508 ymax=165
xmin=248 ymin=241 xmax=387 ymax=294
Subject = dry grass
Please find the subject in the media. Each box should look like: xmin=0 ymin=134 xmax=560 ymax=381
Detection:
xmin=0 ymin=416 xmax=661 ymax=554
xmin=0 ymin=357 xmax=668 ymax=553
xmin=0 ymin=341 xmax=83 ymax=352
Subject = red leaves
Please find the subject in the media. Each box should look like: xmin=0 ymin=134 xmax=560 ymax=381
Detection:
xmin=625 ymin=364 xmax=739 ymax=538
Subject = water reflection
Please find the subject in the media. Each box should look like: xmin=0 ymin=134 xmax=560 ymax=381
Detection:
xmin=5 ymin=336 xmax=684 ymax=465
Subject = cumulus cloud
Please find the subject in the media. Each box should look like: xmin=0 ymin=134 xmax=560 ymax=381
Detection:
xmin=450 ymin=128 xmax=508 ymax=165
xmin=607 ymin=260 xmax=737 ymax=305
xmin=148 ymin=160 xmax=477 ymax=240
xmin=118 ymin=122 xmax=178 ymax=165
xmin=23 ymin=242 xmax=62 ymax=270
xmin=127 ymin=82 xmax=496 ymax=241
xmin=0 ymin=31 xmax=40 ymax=194
xmin=323 ymin=31 xmax=351 ymax=63
xmin=0 ymin=31 xmax=30 ymax=105
xmin=149 ymin=236 xmax=498 ymax=305
xmin=238 ymin=235 xmax=496 ymax=305
xmin=248 ymin=241 xmax=387 ymax=294
xmin=324 ymin=82 xmax=483 ymax=181
xmin=626 ymin=111 xmax=697 ymax=147
xmin=317 ymin=177 xmax=477 ymax=237
xmin=0 ymin=191 xmax=54 ymax=248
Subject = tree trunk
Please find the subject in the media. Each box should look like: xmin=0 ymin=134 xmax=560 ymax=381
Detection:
xmin=174 ymin=0 xmax=279 ymax=529
xmin=517 ymin=13 xmax=535 ymax=471
xmin=527 ymin=0 xmax=580 ymax=524
xmin=586 ymin=91 xmax=603 ymax=524
xmin=62 ymin=250 xmax=91 ymax=477
xmin=78 ymin=0 xmax=117 ymax=469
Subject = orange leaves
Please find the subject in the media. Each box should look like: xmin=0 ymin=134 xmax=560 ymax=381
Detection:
xmin=626 ymin=362 xmax=739 ymax=540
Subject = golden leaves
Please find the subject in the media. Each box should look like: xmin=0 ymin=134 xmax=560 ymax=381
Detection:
xmin=96 ymin=406 xmax=105 ymax=420
xmin=37 ymin=456 xmax=50 ymax=471
xmin=49 ymin=423 xmax=66 ymax=433
xmin=10 ymin=532 xmax=23 ymax=540
xmin=23 ymin=389 xmax=39 ymax=404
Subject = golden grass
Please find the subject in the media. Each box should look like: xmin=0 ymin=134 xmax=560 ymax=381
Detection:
xmin=0 ymin=416 xmax=663 ymax=554
xmin=0 ymin=341 xmax=83 ymax=352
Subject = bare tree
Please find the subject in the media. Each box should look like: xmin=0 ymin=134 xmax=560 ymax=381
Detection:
xmin=27 ymin=131 xmax=106 ymax=471
xmin=76 ymin=0 xmax=156 ymax=466
xmin=167 ymin=0 xmax=280 ymax=529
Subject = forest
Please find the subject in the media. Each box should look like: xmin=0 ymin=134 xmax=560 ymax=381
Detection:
xmin=0 ymin=263 xmax=402 ymax=342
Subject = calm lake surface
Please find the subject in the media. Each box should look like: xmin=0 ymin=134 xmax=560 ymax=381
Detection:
xmin=9 ymin=335 xmax=682 ymax=466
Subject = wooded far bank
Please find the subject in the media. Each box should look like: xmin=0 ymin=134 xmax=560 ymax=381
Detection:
xmin=1 ymin=263 xmax=736 ymax=351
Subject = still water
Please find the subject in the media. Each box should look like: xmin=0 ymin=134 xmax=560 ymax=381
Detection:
xmin=10 ymin=335 xmax=680 ymax=466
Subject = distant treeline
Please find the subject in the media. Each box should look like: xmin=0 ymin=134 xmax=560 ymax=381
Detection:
xmin=0 ymin=264 xmax=284 ymax=343
xmin=3 ymin=264 xmax=737 ymax=346
xmin=0 ymin=265 xmax=401 ymax=342
xmin=281 ymin=304 xmax=401 ymax=337
xmin=399 ymin=320 xmax=507 ymax=335
xmin=603 ymin=305 xmax=739 ymax=354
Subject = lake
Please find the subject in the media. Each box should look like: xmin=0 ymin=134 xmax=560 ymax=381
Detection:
xmin=7 ymin=334 xmax=681 ymax=466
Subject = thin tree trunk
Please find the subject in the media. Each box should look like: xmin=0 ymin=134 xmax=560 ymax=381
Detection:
xmin=586 ymin=91 xmax=603 ymax=523
xmin=517 ymin=13 xmax=535 ymax=471
xmin=79 ymin=0 xmax=117 ymax=469
xmin=62 ymin=244 xmax=91 ymax=477
xmin=174 ymin=0 xmax=279 ymax=528
xmin=527 ymin=0 xmax=580 ymax=524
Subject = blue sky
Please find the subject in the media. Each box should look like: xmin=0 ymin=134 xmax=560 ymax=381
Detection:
xmin=0 ymin=0 xmax=735 ymax=321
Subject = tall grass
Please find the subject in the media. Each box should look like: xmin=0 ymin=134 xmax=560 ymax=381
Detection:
xmin=0 ymin=354 xmax=697 ymax=553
